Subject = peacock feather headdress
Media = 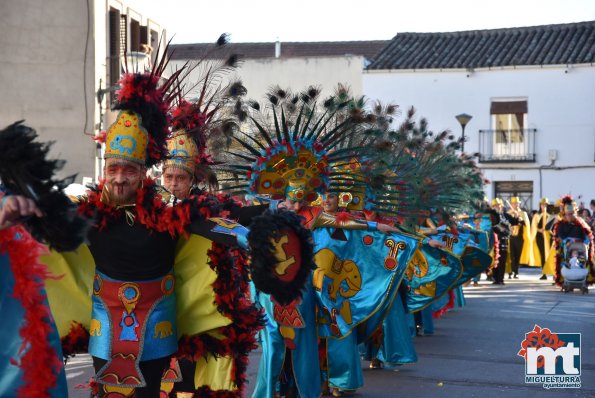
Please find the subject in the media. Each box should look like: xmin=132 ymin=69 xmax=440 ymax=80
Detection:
xmin=216 ymin=85 xmax=369 ymax=202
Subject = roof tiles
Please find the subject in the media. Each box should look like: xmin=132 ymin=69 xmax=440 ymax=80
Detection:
xmin=169 ymin=40 xmax=390 ymax=62
xmin=368 ymin=21 xmax=595 ymax=70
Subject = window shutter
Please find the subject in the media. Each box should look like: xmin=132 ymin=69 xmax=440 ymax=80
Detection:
xmin=140 ymin=26 xmax=148 ymax=45
xmin=130 ymin=19 xmax=140 ymax=52
xmin=108 ymin=8 xmax=121 ymax=94
xmin=490 ymin=101 xmax=528 ymax=114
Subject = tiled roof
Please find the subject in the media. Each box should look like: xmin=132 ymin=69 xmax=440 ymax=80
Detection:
xmin=368 ymin=21 xmax=595 ymax=70
xmin=170 ymin=40 xmax=389 ymax=62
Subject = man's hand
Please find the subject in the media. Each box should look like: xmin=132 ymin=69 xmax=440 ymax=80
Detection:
xmin=0 ymin=195 xmax=43 ymax=230
xmin=377 ymin=223 xmax=399 ymax=234
xmin=427 ymin=239 xmax=445 ymax=248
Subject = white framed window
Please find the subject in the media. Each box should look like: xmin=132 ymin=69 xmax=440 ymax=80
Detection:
xmin=490 ymin=99 xmax=528 ymax=158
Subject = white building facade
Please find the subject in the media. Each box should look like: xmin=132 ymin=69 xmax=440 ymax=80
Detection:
xmin=364 ymin=22 xmax=595 ymax=210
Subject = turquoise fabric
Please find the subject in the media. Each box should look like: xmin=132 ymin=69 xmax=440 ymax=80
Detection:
xmin=327 ymin=332 xmax=363 ymax=390
xmin=313 ymin=228 xmax=419 ymax=338
xmin=376 ymin=294 xmax=418 ymax=366
xmin=406 ymin=243 xmax=462 ymax=313
xmin=0 ymin=252 xmax=67 ymax=397
xmin=434 ymin=226 xmax=492 ymax=287
xmin=252 ymin=282 xmax=321 ymax=398
xmin=454 ymin=285 xmax=466 ymax=307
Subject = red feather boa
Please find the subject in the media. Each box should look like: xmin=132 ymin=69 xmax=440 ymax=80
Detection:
xmin=0 ymin=226 xmax=62 ymax=398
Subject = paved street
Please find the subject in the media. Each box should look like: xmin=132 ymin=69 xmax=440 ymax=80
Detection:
xmin=67 ymin=267 xmax=595 ymax=397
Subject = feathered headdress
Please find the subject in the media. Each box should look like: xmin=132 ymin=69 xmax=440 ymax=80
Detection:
xmin=103 ymin=40 xmax=187 ymax=168
xmin=560 ymin=195 xmax=577 ymax=215
xmin=368 ymin=106 xmax=486 ymax=225
xmin=165 ymin=43 xmax=247 ymax=189
xmin=216 ymin=85 xmax=369 ymax=202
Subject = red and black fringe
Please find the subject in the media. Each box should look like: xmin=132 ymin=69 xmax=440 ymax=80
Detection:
xmin=176 ymin=242 xmax=264 ymax=396
xmin=0 ymin=226 xmax=62 ymax=398
xmin=60 ymin=322 xmax=90 ymax=357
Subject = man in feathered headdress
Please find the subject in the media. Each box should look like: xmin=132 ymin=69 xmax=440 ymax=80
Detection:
xmin=39 ymin=49 xmax=268 ymax=397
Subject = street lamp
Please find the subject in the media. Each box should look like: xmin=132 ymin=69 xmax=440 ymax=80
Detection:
xmin=455 ymin=113 xmax=472 ymax=153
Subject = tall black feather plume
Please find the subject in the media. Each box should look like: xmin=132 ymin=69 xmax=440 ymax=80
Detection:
xmin=0 ymin=121 xmax=90 ymax=251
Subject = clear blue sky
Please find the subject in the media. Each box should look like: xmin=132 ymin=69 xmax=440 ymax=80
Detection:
xmin=127 ymin=0 xmax=595 ymax=44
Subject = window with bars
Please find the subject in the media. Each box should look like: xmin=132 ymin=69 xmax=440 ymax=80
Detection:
xmin=120 ymin=15 xmax=127 ymax=55
xmin=494 ymin=181 xmax=534 ymax=211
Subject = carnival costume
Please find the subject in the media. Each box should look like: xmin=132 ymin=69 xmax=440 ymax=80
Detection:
xmin=39 ymin=45 xmax=284 ymax=398
xmin=216 ymin=87 xmax=427 ymax=397
xmin=0 ymin=122 xmax=90 ymax=397
xmin=161 ymin=63 xmax=274 ymax=397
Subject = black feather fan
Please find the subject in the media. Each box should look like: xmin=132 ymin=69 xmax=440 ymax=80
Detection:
xmin=0 ymin=121 xmax=90 ymax=251
xmin=248 ymin=209 xmax=315 ymax=306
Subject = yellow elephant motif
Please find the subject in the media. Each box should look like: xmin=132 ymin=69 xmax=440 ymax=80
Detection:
xmin=90 ymin=318 xmax=101 ymax=336
xmin=313 ymin=249 xmax=362 ymax=325
xmin=313 ymin=249 xmax=362 ymax=301
xmin=154 ymin=321 xmax=173 ymax=339
xmin=406 ymin=249 xmax=436 ymax=297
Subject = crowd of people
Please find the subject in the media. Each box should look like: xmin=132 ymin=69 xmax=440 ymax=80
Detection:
xmin=476 ymin=196 xmax=595 ymax=285
xmin=0 ymin=38 xmax=593 ymax=398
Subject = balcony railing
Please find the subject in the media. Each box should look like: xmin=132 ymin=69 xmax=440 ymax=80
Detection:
xmin=478 ymin=128 xmax=537 ymax=163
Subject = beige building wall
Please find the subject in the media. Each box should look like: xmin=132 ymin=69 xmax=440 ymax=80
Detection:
xmin=0 ymin=0 xmax=97 ymax=182
xmin=0 ymin=0 xmax=165 ymax=183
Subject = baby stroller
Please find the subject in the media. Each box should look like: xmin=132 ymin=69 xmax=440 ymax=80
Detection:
xmin=560 ymin=239 xmax=589 ymax=294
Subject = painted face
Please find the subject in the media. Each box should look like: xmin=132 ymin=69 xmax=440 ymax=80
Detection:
xmin=322 ymin=193 xmax=339 ymax=214
xmin=162 ymin=167 xmax=193 ymax=199
xmin=103 ymin=158 xmax=144 ymax=205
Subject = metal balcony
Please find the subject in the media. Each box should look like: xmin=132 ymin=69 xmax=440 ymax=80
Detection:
xmin=477 ymin=128 xmax=537 ymax=163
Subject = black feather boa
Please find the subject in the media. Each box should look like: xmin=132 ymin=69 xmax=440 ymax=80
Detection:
xmin=0 ymin=121 xmax=90 ymax=251
xmin=247 ymin=209 xmax=315 ymax=306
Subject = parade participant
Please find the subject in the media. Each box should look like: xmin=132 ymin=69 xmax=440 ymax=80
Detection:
xmin=40 ymin=52 xmax=275 ymax=397
xmin=532 ymin=198 xmax=553 ymax=279
xmin=220 ymin=86 xmax=419 ymax=398
xmin=162 ymin=82 xmax=274 ymax=397
xmin=506 ymin=197 xmax=531 ymax=279
xmin=317 ymin=192 xmax=366 ymax=397
xmin=552 ymin=196 xmax=594 ymax=286
xmin=490 ymin=198 xmax=512 ymax=285
xmin=359 ymin=210 xmax=418 ymax=371
xmin=0 ymin=122 xmax=89 ymax=398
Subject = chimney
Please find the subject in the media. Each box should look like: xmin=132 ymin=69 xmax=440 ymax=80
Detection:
xmin=275 ymin=40 xmax=281 ymax=58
